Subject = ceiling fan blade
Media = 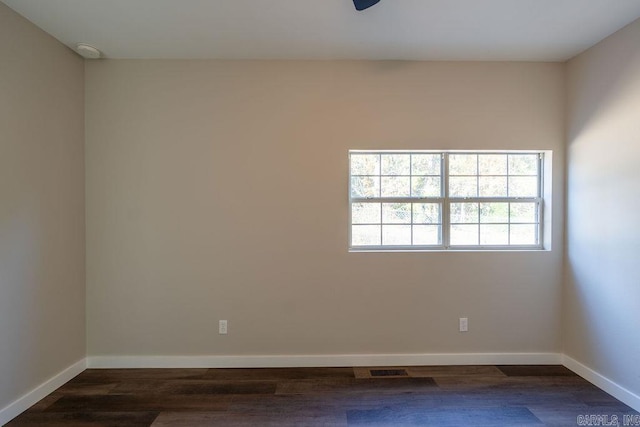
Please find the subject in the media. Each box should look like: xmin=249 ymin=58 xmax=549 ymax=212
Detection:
xmin=353 ymin=0 xmax=381 ymax=11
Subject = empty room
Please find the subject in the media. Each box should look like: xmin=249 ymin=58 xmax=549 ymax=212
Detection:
xmin=1 ymin=0 xmax=640 ymax=425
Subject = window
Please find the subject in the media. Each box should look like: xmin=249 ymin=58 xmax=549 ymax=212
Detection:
xmin=349 ymin=151 xmax=545 ymax=251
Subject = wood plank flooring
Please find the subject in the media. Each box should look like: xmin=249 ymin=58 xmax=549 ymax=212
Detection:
xmin=7 ymin=365 xmax=638 ymax=426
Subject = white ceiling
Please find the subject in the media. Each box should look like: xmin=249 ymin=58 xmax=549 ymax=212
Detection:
xmin=4 ymin=0 xmax=640 ymax=61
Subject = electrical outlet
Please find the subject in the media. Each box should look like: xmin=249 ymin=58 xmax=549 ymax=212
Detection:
xmin=459 ymin=317 xmax=468 ymax=332
xmin=219 ymin=320 xmax=228 ymax=335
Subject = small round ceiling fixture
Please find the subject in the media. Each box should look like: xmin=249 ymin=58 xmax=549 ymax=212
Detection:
xmin=75 ymin=43 xmax=102 ymax=59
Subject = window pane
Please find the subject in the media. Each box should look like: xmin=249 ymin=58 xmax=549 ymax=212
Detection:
xmin=411 ymin=176 xmax=441 ymax=197
xmin=449 ymin=177 xmax=477 ymax=197
xmin=450 ymin=203 xmax=478 ymax=224
xmin=510 ymin=203 xmax=537 ymax=223
xmin=479 ymin=155 xmax=507 ymax=175
xmin=413 ymin=225 xmax=440 ymax=245
xmin=412 ymin=154 xmax=441 ymax=175
xmin=509 ymin=154 xmax=538 ymax=175
xmin=351 ymin=176 xmax=379 ymax=198
xmin=349 ymin=150 xmax=543 ymax=251
xmin=510 ymin=224 xmax=537 ymax=245
xmin=480 ymin=224 xmax=509 ymax=245
xmin=382 ymin=225 xmax=411 ymax=245
xmin=352 ymin=225 xmax=381 ymax=246
xmin=480 ymin=203 xmax=508 ymax=223
xmin=352 ymin=203 xmax=381 ymax=224
xmin=381 ymin=154 xmax=410 ymax=176
xmin=413 ymin=203 xmax=440 ymax=224
xmin=451 ymin=224 xmax=479 ymax=245
xmin=449 ymin=154 xmax=477 ymax=175
xmin=382 ymin=203 xmax=411 ymax=224
xmin=509 ymin=176 xmax=538 ymax=197
xmin=351 ymin=154 xmax=379 ymax=175
xmin=479 ymin=176 xmax=507 ymax=197
xmin=381 ymin=177 xmax=410 ymax=197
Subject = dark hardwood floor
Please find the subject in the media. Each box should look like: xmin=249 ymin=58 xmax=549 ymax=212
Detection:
xmin=7 ymin=365 xmax=638 ymax=426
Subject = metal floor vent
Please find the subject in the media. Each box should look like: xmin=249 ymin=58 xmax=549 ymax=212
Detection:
xmin=369 ymin=369 xmax=408 ymax=377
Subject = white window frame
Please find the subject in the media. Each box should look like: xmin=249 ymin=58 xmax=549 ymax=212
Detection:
xmin=349 ymin=150 xmax=546 ymax=251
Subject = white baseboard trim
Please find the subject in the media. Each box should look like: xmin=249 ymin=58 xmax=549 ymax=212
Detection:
xmin=562 ymin=355 xmax=640 ymax=412
xmin=5 ymin=353 xmax=640 ymax=423
xmin=0 ymin=358 xmax=86 ymax=426
xmin=87 ymin=352 xmax=562 ymax=369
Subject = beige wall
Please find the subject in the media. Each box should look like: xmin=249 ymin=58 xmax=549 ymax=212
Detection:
xmin=86 ymin=60 xmax=565 ymax=357
xmin=0 ymin=2 xmax=85 ymax=411
xmin=565 ymin=19 xmax=640 ymax=397
xmin=3 ymin=0 xmax=639 ymax=413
